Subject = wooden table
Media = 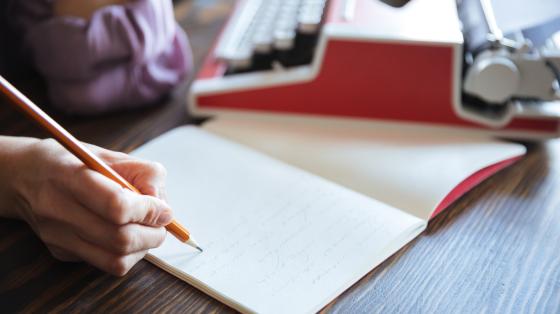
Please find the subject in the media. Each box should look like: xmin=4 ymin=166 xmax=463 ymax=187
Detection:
xmin=1 ymin=1 xmax=560 ymax=312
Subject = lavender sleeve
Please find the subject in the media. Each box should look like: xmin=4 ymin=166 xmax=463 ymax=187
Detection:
xmin=17 ymin=0 xmax=192 ymax=115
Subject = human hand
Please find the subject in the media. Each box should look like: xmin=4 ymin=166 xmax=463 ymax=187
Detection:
xmin=8 ymin=138 xmax=172 ymax=276
xmin=53 ymin=0 xmax=131 ymax=20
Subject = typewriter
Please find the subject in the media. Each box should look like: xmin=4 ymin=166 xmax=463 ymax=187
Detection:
xmin=189 ymin=0 xmax=560 ymax=139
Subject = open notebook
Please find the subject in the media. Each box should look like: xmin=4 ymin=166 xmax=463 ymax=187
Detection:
xmin=131 ymin=120 xmax=525 ymax=314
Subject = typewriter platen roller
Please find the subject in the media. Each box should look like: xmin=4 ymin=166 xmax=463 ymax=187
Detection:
xmin=458 ymin=0 xmax=560 ymax=126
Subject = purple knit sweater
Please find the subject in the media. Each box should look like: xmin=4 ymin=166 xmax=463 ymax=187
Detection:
xmin=11 ymin=0 xmax=192 ymax=115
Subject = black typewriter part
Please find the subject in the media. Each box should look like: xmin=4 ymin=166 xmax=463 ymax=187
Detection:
xmin=546 ymin=60 xmax=560 ymax=84
xmin=226 ymin=31 xmax=321 ymax=75
xmin=461 ymin=93 xmax=510 ymax=122
xmin=377 ymin=0 xmax=411 ymax=8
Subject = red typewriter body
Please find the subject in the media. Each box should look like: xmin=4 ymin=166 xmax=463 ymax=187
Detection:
xmin=189 ymin=0 xmax=560 ymax=139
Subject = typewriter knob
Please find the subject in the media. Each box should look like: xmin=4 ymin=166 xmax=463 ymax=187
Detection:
xmin=464 ymin=53 xmax=521 ymax=105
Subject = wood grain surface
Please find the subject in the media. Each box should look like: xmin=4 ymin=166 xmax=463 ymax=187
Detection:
xmin=1 ymin=0 xmax=560 ymax=313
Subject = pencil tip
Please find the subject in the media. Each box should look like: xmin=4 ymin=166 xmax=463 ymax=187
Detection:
xmin=185 ymin=237 xmax=203 ymax=252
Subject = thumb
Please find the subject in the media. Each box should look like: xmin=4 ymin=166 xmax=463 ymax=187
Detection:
xmin=109 ymin=160 xmax=168 ymax=201
xmin=126 ymin=192 xmax=174 ymax=227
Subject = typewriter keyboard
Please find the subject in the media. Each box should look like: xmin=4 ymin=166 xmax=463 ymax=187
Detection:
xmin=215 ymin=0 xmax=329 ymax=74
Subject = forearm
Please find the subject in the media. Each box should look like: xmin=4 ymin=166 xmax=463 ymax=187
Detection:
xmin=0 ymin=136 xmax=40 ymax=219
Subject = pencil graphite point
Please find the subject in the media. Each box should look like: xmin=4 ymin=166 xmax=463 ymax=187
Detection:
xmin=186 ymin=237 xmax=203 ymax=252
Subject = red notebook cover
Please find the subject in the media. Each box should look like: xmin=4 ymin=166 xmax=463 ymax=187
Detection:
xmin=431 ymin=156 xmax=522 ymax=219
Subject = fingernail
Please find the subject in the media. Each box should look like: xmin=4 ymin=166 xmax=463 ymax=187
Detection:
xmin=156 ymin=211 xmax=173 ymax=225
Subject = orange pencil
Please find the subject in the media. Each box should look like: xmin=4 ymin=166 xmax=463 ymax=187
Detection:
xmin=0 ymin=75 xmax=202 ymax=252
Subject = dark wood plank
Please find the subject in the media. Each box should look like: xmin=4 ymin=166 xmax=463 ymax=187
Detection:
xmin=1 ymin=0 xmax=560 ymax=313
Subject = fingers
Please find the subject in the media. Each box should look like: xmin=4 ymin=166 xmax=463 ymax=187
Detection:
xmin=66 ymin=169 xmax=173 ymax=227
xmin=50 ymin=197 xmax=167 ymax=255
xmin=87 ymin=220 xmax=167 ymax=255
xmin=102 ymin=223 xmax=167 ymax=255
xmin=41 ymin=220 xmax=149 ymax=276
xmin=110 ymin=159 xmax=168 ymax=200
xmin=79 ymin=220 xmax=167 ymax=256
xmin=66 ymin=144 xmax=171 ymax=224
xmin=91 ymin=144 xmax=168 ymax=199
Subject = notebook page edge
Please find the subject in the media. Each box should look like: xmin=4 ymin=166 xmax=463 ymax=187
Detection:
xmin=310 ymin=219 xmax=428 ymax=313
xmin=145 ymin=254 xmax=256 ymax=314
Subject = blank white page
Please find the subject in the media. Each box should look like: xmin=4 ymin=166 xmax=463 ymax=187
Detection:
xmin=132 ymin=127 xmax=424 ymax=314
xmin=204 ymin=116 xmax=526 ymax=220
